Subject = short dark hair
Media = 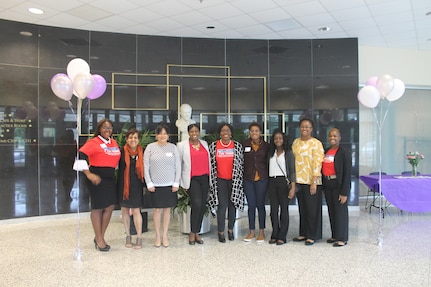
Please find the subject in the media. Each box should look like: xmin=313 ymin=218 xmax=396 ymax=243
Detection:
xmin=299 ymin=118 xmax=314 ymax=128
xmin=94 ymin=118 xmax=114 ymax=137
xmin=248 ymin=122 xmax=262 ymax=131
xmin=217 ymin=122 xmax=234 ymax=136
xmin=187 ymin=123 xmax=200 ymax=132
xmin=125 ymin=128 xmax=140 ymax=139
xmin=155 ymin=122 xmax=170 ymax=135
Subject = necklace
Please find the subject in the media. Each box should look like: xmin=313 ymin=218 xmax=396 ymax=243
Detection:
xmin=219 ymin=139 xmax=232 ymax=147
xmin=191 ymin=141 xmax=200 ymax=151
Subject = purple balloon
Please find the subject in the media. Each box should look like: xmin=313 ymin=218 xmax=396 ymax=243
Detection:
xmin=87 ymin=74 xmax=107 ymax=100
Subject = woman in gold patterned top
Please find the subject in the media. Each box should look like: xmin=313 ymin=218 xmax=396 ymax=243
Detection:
xmin=292 ymin=118 xmax=324 ymax=246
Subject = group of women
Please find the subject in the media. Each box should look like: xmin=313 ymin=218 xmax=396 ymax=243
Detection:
xmin=79 ymin=117 xmax=351 ymax=252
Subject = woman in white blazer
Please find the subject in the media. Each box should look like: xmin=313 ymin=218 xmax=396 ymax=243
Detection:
xmin=177 ymin=123 xmax=211 ymax=245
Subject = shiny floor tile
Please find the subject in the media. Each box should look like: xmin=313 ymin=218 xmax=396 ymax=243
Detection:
xmin=1 ymin=206 xmax=430 ymax=286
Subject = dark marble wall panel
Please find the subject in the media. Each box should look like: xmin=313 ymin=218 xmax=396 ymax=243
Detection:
xmin=0 ymin=19 xmax=38 ymax=67
xmin=39 ymin=25 xmax=90 ymax=69
xmin=90 ymin=31 xmax=137 ymax=73
xmin=137 ymin=35 xmax=182 ymax=74
xmin=226 ymin=39 xmax=269 ymax=76
xmin=181 ymin=37 xmax=226 ymax=67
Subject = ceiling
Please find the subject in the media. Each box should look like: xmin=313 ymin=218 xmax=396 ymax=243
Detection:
xmin=0 ymin=0 xmax=430 ymax=51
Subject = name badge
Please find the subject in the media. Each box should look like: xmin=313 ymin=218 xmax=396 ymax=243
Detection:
xmin=166 ymin=152 xmax=173 ymax=157
xmin=244 ymin=147 xmax=251 ymax=152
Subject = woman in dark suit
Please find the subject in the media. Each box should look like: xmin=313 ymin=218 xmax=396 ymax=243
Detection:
xmin=267 ymin=130 xmax=296 ymax=245
xmin=322 ymin=128 xmax=351 ymax=247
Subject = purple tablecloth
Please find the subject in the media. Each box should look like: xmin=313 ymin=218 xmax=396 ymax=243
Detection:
xmin=360 ymin=174 xmax=431 ymax=213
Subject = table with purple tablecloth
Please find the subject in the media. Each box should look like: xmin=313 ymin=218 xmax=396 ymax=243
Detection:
xmin=359 ymin=174 xmax=431 ymax=213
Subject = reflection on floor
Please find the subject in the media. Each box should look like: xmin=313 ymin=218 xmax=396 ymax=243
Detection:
xmin=1 ymin=205 xmax=430 ymax=286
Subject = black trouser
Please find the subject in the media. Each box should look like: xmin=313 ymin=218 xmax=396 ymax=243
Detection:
xmin=268 ymin=177 xmax=291 ymax=242
xmin=189 ymin=175 xmax=209 ymax=233
xmin=296 ymin=183 xmax=322 ymax=241
xmin=216 ymin=178 xmax=236 ymax=233
xmin=323 ymin=178 xmax=349 ymax=242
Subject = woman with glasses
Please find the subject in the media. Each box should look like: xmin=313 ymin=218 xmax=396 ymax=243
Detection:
xmin=292 ymin=118 xmax=324 ymax=246
xmin=79 ymin=119 xmax=121 ymax=251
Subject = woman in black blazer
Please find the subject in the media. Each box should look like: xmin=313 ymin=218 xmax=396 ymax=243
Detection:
xmin=267 ymin=130 xmax=296 ymax=245
xmin=322 ymin=128 xmax=351 ymax=247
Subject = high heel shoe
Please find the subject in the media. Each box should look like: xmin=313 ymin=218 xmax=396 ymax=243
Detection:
xmin=135 ymin=237 xmax=142 ymax=250
xmin=195 ymin=235 xmax=204 ymax=244
xmin=94 ymin=238 xmax=110 ymax=250
xmin=94 ymin=239 xmax=109 ymax=252
xmin=218 ymin=232 xmax=226 ymax=243
xmin=189 ymin=232 xmax=196 ymax=245
xmin=125 ymin=236 xmax=133 ymax=248
xmin=228 ymin=230 xmax=234 ymax=241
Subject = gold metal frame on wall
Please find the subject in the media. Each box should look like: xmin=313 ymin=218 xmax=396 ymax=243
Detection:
xmin=82 ymin=64 xmax=268 ymax=136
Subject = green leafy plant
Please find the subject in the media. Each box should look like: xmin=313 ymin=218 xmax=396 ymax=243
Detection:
xmin=173 ymin=187 xmax=209 ymax=216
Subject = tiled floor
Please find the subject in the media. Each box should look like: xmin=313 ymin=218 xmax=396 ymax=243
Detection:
xmin=1 ymin=206 xmax=430 ymax=286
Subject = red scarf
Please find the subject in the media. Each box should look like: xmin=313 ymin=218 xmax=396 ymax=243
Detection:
xmin=123 ymin=144 xmax=144 ymax=200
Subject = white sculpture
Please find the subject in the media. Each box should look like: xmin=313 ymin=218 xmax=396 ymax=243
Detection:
xmin=176 ymin=103 xmax=196 ymax=142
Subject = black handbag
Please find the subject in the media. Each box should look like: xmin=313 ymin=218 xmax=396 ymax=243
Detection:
xmin=130 ymin=211 xmax=148 ymax=234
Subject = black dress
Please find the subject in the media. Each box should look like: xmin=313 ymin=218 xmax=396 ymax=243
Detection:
xmin=117 ymin=152 xmax=145 ymax=208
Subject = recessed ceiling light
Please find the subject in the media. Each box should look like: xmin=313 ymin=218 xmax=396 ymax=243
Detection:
xmin=20 ymin=31 xmax=33 ymax=37
xmin=318 ymin=27 xmax=331 ymax=32
xmin=28 ymin=8 xmax=44 ymax=15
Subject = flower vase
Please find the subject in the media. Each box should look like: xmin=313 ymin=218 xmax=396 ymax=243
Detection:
xmin=411 ymin=164 xmax=418 ymax=176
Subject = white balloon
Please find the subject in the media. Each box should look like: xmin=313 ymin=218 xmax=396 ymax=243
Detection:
xmin=376 ymin=74 xmax=394 ymax=99
xmin=386 ymin=79 xmax=405 ymax=102
xmin=73 ymin=72 xmax=94 ymax=99
xmin=67 ymin=58 xmax=90 ymax=81
xmin=358 ymin=86 xmax=380 ymax=108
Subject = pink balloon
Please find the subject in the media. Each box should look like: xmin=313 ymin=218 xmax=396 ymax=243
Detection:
xmin=50 ymin=73 xmax=73 ymax=101
xmin=358 ymin=86 xmax=380 ymax=108
xmin=386 ymin=79 xmax=405 ymax=102
xmin=376 ymin=74 xmax=394 ymax=98
xmin=73 ymin=72 xmax=94 ymax=99
xmin=87 ymin=74 xmax=107 ymax=100
xmin=366 ymin=76 xmax=378 ymax=87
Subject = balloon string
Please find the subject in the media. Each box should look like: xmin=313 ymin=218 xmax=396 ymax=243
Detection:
xmin=70 ymin=100 xmax=82 ymax=260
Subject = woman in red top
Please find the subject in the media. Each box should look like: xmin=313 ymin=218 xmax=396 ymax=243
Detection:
xmin=322 ymin=128 xmax=351 ymax=247
xmin=79 ymin=119 xmax=121 ymax=251
xmin=177 ymin=124 xmax=210 ymax=245
xmin=208 ymin=123 xmax=244 ymax=243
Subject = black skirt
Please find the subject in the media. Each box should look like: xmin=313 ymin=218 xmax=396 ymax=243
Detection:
xmin=87 ymin=167 xmax=117 ymax=209
xmin=150 ymin=186 xmax=178 ymax=208
xmin=117 ymin=154 xmax=145 ymax=208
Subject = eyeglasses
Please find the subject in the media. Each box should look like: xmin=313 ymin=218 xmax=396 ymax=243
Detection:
xmin=101 ymin=127 xmax=113 ymax=131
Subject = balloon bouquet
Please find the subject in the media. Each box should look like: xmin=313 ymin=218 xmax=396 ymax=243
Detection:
xmin=50 ymin=58 xmax=107 ymax=260
xmin=358 ymin=74 xmax=405 ymax=247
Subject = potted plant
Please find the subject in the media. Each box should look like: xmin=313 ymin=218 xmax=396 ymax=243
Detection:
xmin=173 ymin=187 xmax=211 ymax=234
